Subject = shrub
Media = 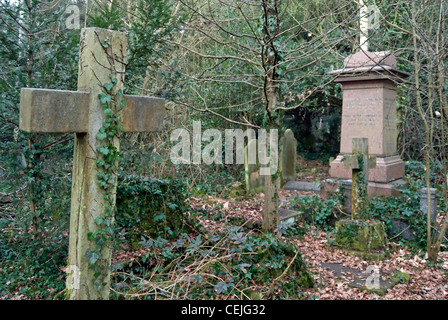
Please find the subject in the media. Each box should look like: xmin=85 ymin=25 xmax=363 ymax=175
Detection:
xmin=291 ymin=195 xmax=341 ymax=230
xmin=368 ymin=179 xmax=428 ymax=249
xmin=115 ymin=175 xmax=193 ymax=244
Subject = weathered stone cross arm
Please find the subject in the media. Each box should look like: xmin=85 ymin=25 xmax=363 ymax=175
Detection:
xmin=19 ymin=87 xmax=165 ymax=133
xmin=342 ymin=153 xmax=376 ymax=171
xmin=342 ymin=137 xmax=376 ymax=171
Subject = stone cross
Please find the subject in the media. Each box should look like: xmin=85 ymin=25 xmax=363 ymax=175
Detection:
xmin=343 ymin=138 xmax=376 ymax=219
xmin=19 ymin=27 xmax=165 ymax=299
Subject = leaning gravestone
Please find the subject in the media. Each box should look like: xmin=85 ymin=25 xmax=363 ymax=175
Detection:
xmin=279 ymin=129 xmax=297 ymax=186
xmin=19 ymin=27 xmax=165 ymax=299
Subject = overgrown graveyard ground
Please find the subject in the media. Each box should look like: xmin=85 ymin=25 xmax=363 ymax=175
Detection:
xmin=174 ymin=191 xmax=448 ymax=300
xmin=295 ymin=157 xmax=331 ymax=182
xmin=1 ymin=159 xmax=448 ymax=300
xmin=108 ymin=182 xmax=448 ymax=299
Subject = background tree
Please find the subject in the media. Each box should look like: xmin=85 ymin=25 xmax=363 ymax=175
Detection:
xmin=392 ymin=0 xmax=448 ymax=263
xmin=173 ymin=0 xmax=360 ymax=230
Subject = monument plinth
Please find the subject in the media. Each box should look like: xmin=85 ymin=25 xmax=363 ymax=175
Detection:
xmin=329 ymin=51 xmax=409 ymax=196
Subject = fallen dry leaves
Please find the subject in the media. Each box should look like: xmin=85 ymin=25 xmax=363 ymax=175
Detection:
xmin=296 ymin=227 xmax=448 ymax=300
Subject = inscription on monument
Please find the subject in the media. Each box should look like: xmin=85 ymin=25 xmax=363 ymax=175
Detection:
xmin=343 ymin=96 xmax=384 ymax=128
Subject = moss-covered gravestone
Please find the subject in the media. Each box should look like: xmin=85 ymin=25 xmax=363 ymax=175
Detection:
xmin=19 ymin=28 xmax=165 ymax=299
xmin=334 ymin=138 xmax=386 ymax=260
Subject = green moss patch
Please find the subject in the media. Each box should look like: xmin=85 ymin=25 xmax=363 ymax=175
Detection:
xmin=334 ymin=219 xmax=386 ymax=252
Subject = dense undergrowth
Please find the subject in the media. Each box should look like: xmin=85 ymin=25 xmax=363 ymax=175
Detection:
xmin=292 ymin=160 xmax=448 ymax=254
xmin=1 ymin=160 xmax=446 ymax=299
xmin=0 ymin=168 xmax=313 ymax=299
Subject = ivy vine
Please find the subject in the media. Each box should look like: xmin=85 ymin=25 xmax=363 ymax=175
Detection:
xmin=85 ymin=37 xmax=126 ymax=292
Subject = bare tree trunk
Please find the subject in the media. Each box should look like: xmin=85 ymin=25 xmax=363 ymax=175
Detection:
xmin=411 ymin=5 xmax=433 ymax=260
xmin=261 ymin=0 xmax=280 ymax=232
xmin=429 ymin=0 xmax=448 ymax=262
xmin=409 ymin=0 xmax=448 ymax=263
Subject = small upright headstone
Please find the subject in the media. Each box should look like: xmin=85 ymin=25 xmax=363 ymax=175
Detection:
xmin=420 ymin=188 xmax=438 ymax=223
xmin=279 ymin=129 xmax=297 ymax=186
xmin=341 ymin=179 xmax=353 ymax=213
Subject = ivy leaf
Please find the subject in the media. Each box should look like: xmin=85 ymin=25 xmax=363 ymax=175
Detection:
xmin=167 ymin=202 xmax=178 ymax=210
xmin=104 ymin=83 xmax=114 ymax=92
xmin=139 ymin=237 xmax=154 ymax=249
xmin=97 ymin=131 xmax=107 ymax=141
xmin=85 ymin=248 xmax=100 ymax=265
xmin=99 ymin=92 xmax=111 ymax=104
xmin=97 ymin=146 xmax=110 ymax=156
xmin=153 ymin=213 xmax=165 ymax=222
xmin=214 ymin=281 xmax=229 ymax=294
xmin=191 ymin=274 xmax=203 ymax=284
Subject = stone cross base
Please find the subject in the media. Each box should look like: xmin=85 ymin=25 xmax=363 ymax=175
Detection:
xmin=320 ymin=178 xmax=408 ymax=209
xmin=330 ymin=154 xmax=405 ymax=183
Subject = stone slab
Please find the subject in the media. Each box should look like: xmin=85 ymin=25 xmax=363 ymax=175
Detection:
xmin=390 ymin=220 xmax=415 ymax=241
xmin=320 ymin=262 xmax=402 ymax=296
xmin=284 ymin=181 xmax=321 ymax=192
xmin=279 ymin=208 xmax=303 ymax=224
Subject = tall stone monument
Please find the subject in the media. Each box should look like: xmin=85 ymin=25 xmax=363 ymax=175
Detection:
xmin=328 ymin=51 xmax=409 ymax=196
